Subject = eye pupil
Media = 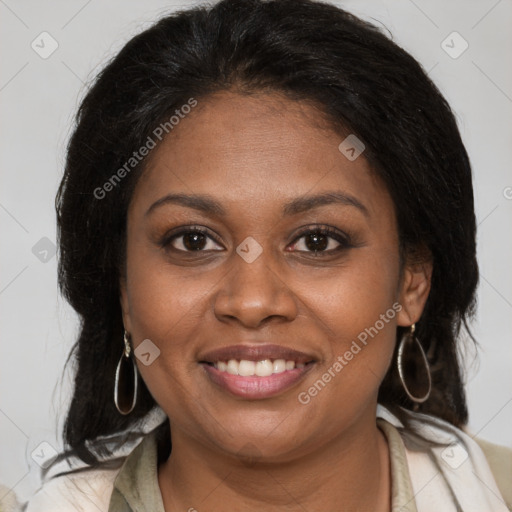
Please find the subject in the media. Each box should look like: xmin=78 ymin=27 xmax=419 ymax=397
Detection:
xmin=305 ymin=232 xmax=328 ymax=252
xmin=183 ymin=232 xmax=207 ymax=250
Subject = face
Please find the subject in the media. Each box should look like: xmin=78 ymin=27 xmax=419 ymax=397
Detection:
xmin=120 ymin=90 xmax=430 ymax=462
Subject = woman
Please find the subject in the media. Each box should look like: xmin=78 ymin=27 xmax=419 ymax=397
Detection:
xmin=23 ymin=0 xmax=511 ymax=510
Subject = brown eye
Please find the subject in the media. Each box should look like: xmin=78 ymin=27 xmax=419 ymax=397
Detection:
xmin=303 ymin=232 xmax=329 ymax=252
xmin=161 ymin=227 xmax=224 ymax=252
xmin=289 ymin=226 xmax=352 ymax=255
xmin=182 ymin=231 xmax=207 ymax=251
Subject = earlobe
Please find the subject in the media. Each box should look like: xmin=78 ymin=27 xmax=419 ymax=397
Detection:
xmin=396 ymin=261 xmax=433 ymax=327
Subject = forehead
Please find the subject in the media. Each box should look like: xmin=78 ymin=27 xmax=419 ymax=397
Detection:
xmin=130 ymin=91 xmax=391 ymax=221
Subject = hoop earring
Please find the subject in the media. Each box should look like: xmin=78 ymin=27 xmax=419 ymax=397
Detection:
xmin=114 ymin=330 xmax=138 ymax=415
xmin=397 ymin=324 xmax=431 ymax=404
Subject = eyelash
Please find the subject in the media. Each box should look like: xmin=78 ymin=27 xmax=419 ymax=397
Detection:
xmin=291 ymin=225 xmax=353 ymax=254
xmin=160 ymin=224 xmax=353 ymax=256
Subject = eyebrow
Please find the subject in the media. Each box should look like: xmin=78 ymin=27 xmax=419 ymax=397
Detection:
xmin=145 ymin=191 xmax=369 ymax=218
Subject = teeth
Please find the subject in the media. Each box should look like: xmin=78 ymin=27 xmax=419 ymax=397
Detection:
xmin=273 ymin=359 xmax=286 ymax=374
xmin=226 ymin=360 xmax=239 ymax=375
xmin=239 ymin=360 xmax=256 ymax=376
xmin=255 ymin=359 xmax=274 ymax=377
xmin=213 ymin=359 xmax=305 ymax=376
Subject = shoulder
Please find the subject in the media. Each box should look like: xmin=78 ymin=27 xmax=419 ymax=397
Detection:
xmin=22 ymin=465 xmax=122 ymax=512
xmin=377 ymin=405 xmax=512 ymax=511
xmin=473 ymin=435 xmax=512 ymax=509
xmin=22 ymin=410 xmax=168 ymax=512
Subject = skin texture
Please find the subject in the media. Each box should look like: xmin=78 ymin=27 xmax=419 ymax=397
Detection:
xmin=120 ymin=91 xmax=432 ymax=511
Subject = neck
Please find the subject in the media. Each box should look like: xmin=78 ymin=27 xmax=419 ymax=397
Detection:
xmin=158 ymin=410 xmax=390 ymax=512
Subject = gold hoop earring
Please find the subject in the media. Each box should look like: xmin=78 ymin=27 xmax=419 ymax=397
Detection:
xmin=397 ymin=324 xmax=431 ymax=404
xmin=114 ymin=330 xmax=138 ymax=415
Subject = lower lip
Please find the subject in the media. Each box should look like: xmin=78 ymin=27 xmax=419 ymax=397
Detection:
xmin=201 ymin=363 xmax=315 ymax=399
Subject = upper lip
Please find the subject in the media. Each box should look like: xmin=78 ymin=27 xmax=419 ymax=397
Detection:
xmin=199 ymin=344 xmax=316 ymax=364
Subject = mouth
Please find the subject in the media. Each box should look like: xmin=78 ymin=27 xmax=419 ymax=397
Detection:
xmin=198 ymin=344 xmax=317 ymax=399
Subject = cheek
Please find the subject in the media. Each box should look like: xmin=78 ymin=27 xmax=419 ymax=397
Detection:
xmin=124 ymin=249 xmax=210 ymax=418
xmin=302 ymin=244 xmax=400 ymax=386
xmin=127 ymin=264 xmax=206 ymax=339
xmin=124 ymin=229 xmax=209 ymax=338
xmin=122 ymin=239 xmax=214 ymax=408
xmin=306 ymin=244 xmax=400 ymax=330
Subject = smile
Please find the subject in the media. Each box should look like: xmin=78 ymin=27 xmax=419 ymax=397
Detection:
xmin=199 ymin=343 xmax=317 ymax=399
xmin=212 ymin=358 xmax=305 ymax=376
xmin=201 ymin=361 xmax=315 ymax=399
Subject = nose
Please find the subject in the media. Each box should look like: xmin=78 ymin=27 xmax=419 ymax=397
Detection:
xmin=213 ymin=248 xmax=299 ymax=329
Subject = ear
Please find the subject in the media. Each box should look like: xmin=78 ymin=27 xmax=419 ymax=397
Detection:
xmin=119 ymin=276 xmax=133 ymax=333
xmin=396 ymin=257 xmax=433 ymax=327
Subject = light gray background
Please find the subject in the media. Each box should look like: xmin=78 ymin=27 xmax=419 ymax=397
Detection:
xmin=1 ymin=0 xmax=511 ymax=505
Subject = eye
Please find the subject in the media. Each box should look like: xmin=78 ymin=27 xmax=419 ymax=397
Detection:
xmin=288 ymin=225 xmax=352 ymax=255
xmin=162 ymin=227 xmax=223 ymax=252
xmin=160 ymin=224 xmax=353 ymax=255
